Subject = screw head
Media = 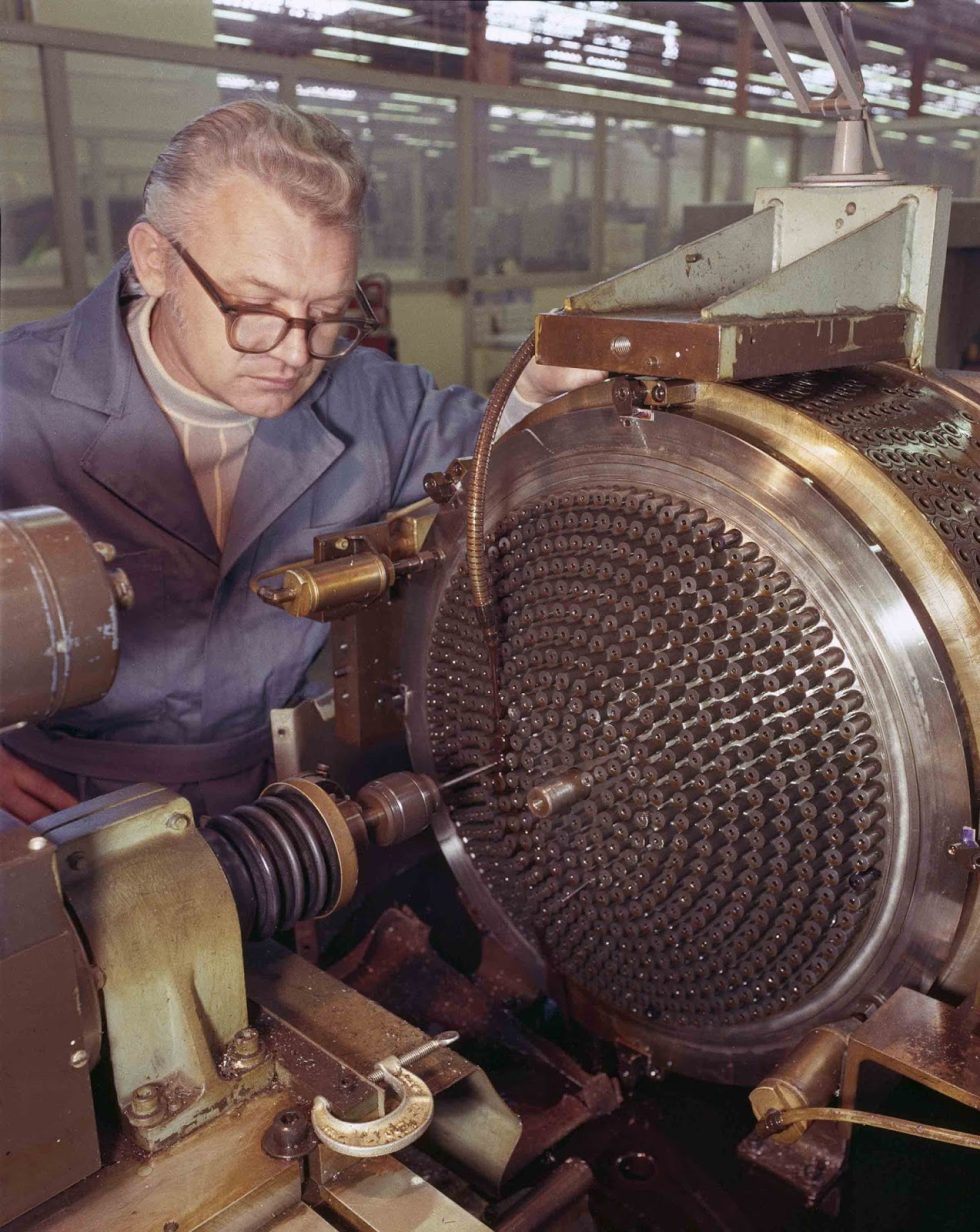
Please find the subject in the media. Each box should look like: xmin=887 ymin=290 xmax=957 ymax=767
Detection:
xmin=27 ymin=836 xmax=48 ymax=852
xmin=130 ymin=1082 xmax=163 ymax=1119
xmin=66 ymin=851 xmax=85 ymax=872
xmin=69 ymin=1048 xmax=89 ymax=1069
xmin=233 ymin=1027 xmax=262 ymax=1058
xmin=334 ymin=537 xmax=350 ymax=551
xmin=166 ymin=812 xmax=190 ymax=833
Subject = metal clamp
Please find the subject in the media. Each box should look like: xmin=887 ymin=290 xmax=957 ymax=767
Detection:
xmin=311 ymin=1056 xmax=435 ymax=1158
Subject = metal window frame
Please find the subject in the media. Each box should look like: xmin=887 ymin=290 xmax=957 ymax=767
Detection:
xmin=2 ymin=19 xmax=974 ymax=352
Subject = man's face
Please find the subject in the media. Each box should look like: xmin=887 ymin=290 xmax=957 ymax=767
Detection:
xmin=149 ymin=173 xmax=359 ymax=419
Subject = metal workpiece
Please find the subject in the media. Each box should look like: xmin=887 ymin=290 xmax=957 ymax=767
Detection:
xmin=0 ymin=506 xmax=123 ymax=727
xmin=527 ymin=771 xmax=594 ymax=820
xmin=402 ymin=388 xmax=975 ymax=1085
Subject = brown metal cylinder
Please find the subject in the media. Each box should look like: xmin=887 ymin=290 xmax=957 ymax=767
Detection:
xmin=356 ymin=771 xmax=440 ymax=846
xmin=0 ymin=507 xmax=119 ymax=727
xmin=749 ymin=1018 xmax=859 ymax=1143
xmin=527 ymin=770 xmax=594 ymax=819
xmin=272 ymin=554 xmax=395 ymax=620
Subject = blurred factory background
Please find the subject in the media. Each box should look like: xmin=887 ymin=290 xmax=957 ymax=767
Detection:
xmin=1 ymin=0 xmax=978 ymax=388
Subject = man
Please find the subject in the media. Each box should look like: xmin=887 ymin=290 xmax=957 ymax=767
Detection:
xmin=0 ymin=100 xmax=596 ymax=822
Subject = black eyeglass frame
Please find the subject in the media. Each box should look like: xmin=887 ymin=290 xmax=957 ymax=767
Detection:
xmin=167 ymin=237 xmax=379 ymax=360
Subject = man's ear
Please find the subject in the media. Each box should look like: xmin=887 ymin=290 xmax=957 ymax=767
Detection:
xmin=128 ymin=222 xmax=172 ymax=298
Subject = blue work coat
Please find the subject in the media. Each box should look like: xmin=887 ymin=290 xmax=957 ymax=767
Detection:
xmin=0 ymin=266 xmax=484 ymax=813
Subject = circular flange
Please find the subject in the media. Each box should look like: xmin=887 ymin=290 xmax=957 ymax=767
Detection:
xmin=403 ymin=405 xmax=971 ymax=1084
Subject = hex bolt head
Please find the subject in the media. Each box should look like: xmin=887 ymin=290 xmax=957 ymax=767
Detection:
xmin=233 ymin=1027 xmax=262 ymax=1058
xmin=131 ymin=1083 xmax=161 ymax=1117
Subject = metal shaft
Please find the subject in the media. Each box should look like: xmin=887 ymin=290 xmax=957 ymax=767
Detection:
xmin=366 ymin=1031 xmax=460 ymax=1083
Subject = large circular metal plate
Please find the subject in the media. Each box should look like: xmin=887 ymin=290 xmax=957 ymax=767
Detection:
xmin=403 ymin=407 xmax=971 ymax=1084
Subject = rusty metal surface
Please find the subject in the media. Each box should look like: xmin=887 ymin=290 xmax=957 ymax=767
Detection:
xmin=404 ymin=405 xmax=970 ymax=1084
xmin=840 ymin=986 xmax=980 ymax=1119
xmin=534 ymin=309 xmax=908 ymax=382
xmin=246 ymin=939 xmax=476 ymax=1100
xmin=0 ymin=826 xmax=101 ymax=1225
xmin=5 ymin=1090 xmax=301 ymax=1232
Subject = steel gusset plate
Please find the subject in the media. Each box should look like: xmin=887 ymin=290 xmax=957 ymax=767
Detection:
xmin=401 ymin=405 xmax=972 ymax=1085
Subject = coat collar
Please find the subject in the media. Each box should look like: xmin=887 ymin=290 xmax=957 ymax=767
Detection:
xmin=56 ymin=265 xmax=346 ymax=573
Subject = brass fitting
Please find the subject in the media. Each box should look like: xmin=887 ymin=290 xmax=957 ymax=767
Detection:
xmin=749 ymin=1018 xmax=858 ymax=1144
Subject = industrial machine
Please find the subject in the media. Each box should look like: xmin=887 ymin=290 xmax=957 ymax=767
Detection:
xmin=2 ymin=3 xmax=979 ymax=1230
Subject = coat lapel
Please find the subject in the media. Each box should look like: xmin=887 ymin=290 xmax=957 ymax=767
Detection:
xmin=57 ymin=267 xmax=219 ymax=564
xmin=219 ymin=397 xmax=346 ymax=581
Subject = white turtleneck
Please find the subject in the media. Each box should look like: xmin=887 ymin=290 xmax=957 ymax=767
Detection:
xmin=126 ymin=296 xmax=258 ymax=549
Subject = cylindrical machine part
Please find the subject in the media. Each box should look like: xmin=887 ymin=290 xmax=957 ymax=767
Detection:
xmin=527 ymin=771 xmax=594 ymax=819
xmin=203 ymin=775 xmax=360 ymax=940
xmin=749 ymin=1018 xmax=858 ymax=1143
xmin=830 ymin=118 xmax=867 ymax=176
xmin=0 ymin=507 xmax=121 ymax=727
xmin=259 ymin=553 xmax=395 ymax=620
xmin=356 ymin=771 xmax=440 ymax=846
xmin=403 ymin=366 xmax=980 ymax=1084
xmin=495 ymin=1158 xmax=594 ymax=1232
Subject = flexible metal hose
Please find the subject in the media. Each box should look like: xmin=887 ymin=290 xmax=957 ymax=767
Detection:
xmin=465 ymin=332 xmax=537 ymax=728
xmin=761 ymin=1105 xmax=980 ymax=1151
xmin=465 ymin=332 xmax=536 ymax=629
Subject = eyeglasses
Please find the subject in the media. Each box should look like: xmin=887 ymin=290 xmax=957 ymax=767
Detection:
xmin=167 ymin=238 xmax=379 ymax=360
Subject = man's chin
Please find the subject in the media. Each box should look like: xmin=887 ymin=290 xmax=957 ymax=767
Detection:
xmin=230 ymin=381 xmax=302 ymax=419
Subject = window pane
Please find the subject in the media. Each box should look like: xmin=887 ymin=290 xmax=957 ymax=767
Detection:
xmin=65 ymin=53 xmax=278 ymax=283
xmin=0 ymin=44 xmax=61 ymax=292
xmin=605 ymin=119 xmax=705 ymax=271
xmin=474 ymin=102 xmax=594 ymax=276
xmin=712 ymin=132 xmax=791 ymax=202
xmin=298 ymin=83 xmax=458 ymax=281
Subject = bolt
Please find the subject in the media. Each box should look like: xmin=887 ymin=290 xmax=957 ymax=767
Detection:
xmin=69 ymin=1048 xmax=89 ymax=1069
xmin=131 ymin=1083 xmax=162 ymax=1117
xmin=109 ymin=568 xmax=135 ymax=610
xmin=27 ymin=836 xmax=48 ymax=852
xmin=334 ymin=537 xmax=350 ymax=551
xmin=366 ymin=1030 xmax=459 ymax=1083
xmin=845 ymin=201 xmax=856 ymax=215
xmin=611 ymin=335 xmax=632 ymax=357
xmin=66 ymin=851 xmax=85 ymax=872
xmin=232 ymin=1027 xmax=262 ymax=1059
xmin=92 ymin=540 xmax=117 ymax=563
xmin=166 ymin=812 xmax=190 ymax=833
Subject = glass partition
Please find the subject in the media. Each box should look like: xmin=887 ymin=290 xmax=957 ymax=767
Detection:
xmin=712 ymin=131 xmax=791 ymax=201
xmin=298 ymin=83 xmax=458 ymax=281
xmin=0 ymin=44 xmax=62 ymax=292
xmin=65 ymin=53 xmax=279 ymax=282
xmin=605 ymin=119 xmax=705 ymax=271
xmin=473 ymin=102 xmax=594 ymax=276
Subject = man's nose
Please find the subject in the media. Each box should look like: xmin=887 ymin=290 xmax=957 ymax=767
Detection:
xmin=272 ymin=322 xmax=311 ymax=367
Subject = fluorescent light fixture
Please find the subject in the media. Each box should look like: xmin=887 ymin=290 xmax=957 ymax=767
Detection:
xmin=952 ymin=140 xmax=973 ymax=149
xmin=544 ymin=61 xmax=672 ymax=89
xmin=697 ymin=1 xmax=733 ymax=8
xmin=312 ymin=47 xmax=371 ymax=62
xmin=710 ymin=66 xmax=737 ymax=77
xmin=957 ymin=129 xmax=979 ymax=138
xmin=215 ymin=33 xmax=253 ymax=44
xmin=346 ymin=1 xmax=413 ymax=14
xmin=321 ymin=26 xmax=468 ymax=55
xmin=934 ymin=58 xmax=968 ymax=72
xmin=392 ymin=92 xmax=455 ymax=107
xmin=297 ymin=83 xmax=358 ymax=100
xmin=522 ymin=77 xmax=734 ymax=114
xmin=746 ymin=109 xmax=821 ymax=126
xmin=214 ymin=7 xmax=257 ymax=20
xmin=217 ymin=71 xmax=276 ymax=90
xmin=866 ymin=40 xmax=903 ymax=55
xmin=882 ymin=131 xmax=907 ymax=140
xmin=916 ymin=135 xmax=936 ymax=144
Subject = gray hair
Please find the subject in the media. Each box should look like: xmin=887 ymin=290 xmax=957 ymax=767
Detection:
xmin=141 ymin=98 xmax=367 ymax=241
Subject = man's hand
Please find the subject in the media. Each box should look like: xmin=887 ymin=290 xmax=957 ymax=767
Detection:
xmin=0 ymin=747 xmax=78 ymax=823
xmin=514 ymin=357 xmax=606 ymax=408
